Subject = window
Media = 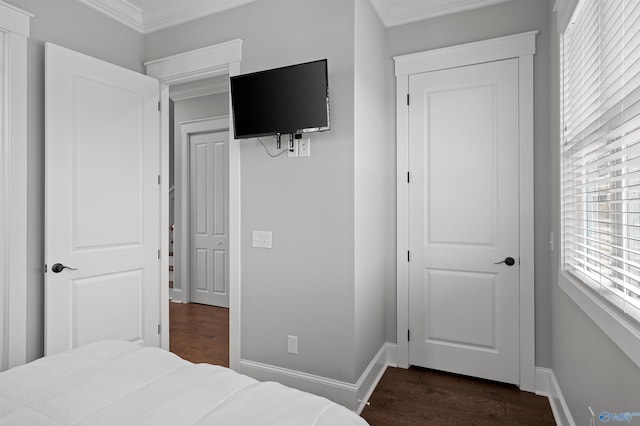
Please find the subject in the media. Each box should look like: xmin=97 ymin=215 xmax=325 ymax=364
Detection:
xmin=561 ymin=0 xmax=640 ymax=324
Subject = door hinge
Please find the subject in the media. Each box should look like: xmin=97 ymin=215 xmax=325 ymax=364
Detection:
xmin=158 ymin=101 xmax=161 ymax=111
xmin=158 ymin=249 xmax=161 ymax=259
xmin=407 ymin=93 xmax=410 ymax=105
xmin=407 ymin=251 xmax=410 ymax=262
xmin=158 ymin=175 xmax=161 ymax=185
xmin=407 ymin=171 xmax=410 ymax=183
xmin=157 ymin=324 xmax=161 ymax=334
xmin=408 ymin=329 xmax=411 ymax=341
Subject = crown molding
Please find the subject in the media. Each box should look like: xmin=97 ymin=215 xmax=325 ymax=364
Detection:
xmin=141 ymin=0 xmax=257 ymax=34
xmin=76 ymin=0 xmax=143 ymax=32
xmin=370 ymin=0 xmax=512 ymax=27
xmin=76 ymin=0 xmax=257 ymax=34
xmin=78 ymin=0 xmax=513 ymax=33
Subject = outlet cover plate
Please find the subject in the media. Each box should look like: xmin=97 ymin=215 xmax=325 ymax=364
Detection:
xmin=287 ymin=335 xmax=298 ymax=354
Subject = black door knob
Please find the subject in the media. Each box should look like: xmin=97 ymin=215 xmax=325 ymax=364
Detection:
xmin=495 ymin=257 xmax=516 ymax=266
xmin=51 ymin=263 xmax=77 ymax=273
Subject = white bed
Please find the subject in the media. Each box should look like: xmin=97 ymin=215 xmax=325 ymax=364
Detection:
xmin=0 ymin=341 xmax=369 ymax=425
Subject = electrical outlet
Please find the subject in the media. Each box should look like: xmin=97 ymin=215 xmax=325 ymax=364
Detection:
xmin=299 ymin=139 xmax=311 ymax=157
xmin=287 ymin=335 xmax=298 ymax=355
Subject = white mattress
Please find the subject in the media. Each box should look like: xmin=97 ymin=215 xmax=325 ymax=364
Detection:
xmin=0 ymin=341 xmax=369 ymax=425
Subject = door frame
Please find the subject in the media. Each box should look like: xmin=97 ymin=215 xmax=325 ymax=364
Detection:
xmin=144 ymin=39 xmax=242 ymax=369
xmin=174 ymin=116 xmax=229 ymax=305
xmin=394 ymin=31 xmax=537 ymax=391
xmin=0 ymin=1 xmax=31 ymax=370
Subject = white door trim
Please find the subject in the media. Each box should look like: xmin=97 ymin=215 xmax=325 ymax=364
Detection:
xmin=144 ymin=39 xmax=242 ymax=370
xmin=0 ymin=1 xmax=31 ymax=370
xmin=174 ymin=116 xmax=229 ymax=304
xmin=394 ymin=31 xmax=537 ymax=391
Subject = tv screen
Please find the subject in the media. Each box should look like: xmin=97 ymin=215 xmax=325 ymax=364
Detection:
xmin=230 ymin=59 xmax=330 ymax=139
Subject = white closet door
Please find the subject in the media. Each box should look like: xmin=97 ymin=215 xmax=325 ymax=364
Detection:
xmin=408 ymin=58 xmax=520 ymax=384
xmin=189 ymin=130 xmax=229 ymax=307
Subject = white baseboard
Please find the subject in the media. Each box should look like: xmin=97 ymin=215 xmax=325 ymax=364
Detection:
xmin=355 ymin=344 xmax=390 ymax=414
xmin=237 ymin=342 xmax=392 ymax=413
xmin=169 ymin=287 xmax=183 ymax=302
xmin=536 ymin=367 xmax=575 ymax=426
xmin=385 ymin=342 xmax=398 ymax=367
xmin=237 ymin=346 xmax=573 ymax=424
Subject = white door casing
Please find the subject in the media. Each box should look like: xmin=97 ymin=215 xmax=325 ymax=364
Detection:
xmin=0 ymin=1 xmax=30 ymax=370
xmin=45 ymin=43 xmax=160 ymax=355
xmin=395 ymin=31 xmax=536 ymax=391
xmin=408 ymin=58 xmax=519 ymax=384
xmin=144 ymin=40 xmax=242 ymax=366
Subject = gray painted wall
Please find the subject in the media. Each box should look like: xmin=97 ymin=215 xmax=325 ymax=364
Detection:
xmin=6 ymin=0 xmax=145 ymax=363
xmin=146 ymin=0 xmax=369 ymax=383
xmin=354 ymin=0 xmax=388 ymax=379
xmin=385 ymin=0 xmax=554 ymax=369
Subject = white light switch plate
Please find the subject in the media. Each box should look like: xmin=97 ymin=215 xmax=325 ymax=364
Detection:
xmin=252 ymin=230 xmax=272 ymax=249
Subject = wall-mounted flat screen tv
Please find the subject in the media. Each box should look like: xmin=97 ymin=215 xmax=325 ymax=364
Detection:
xmin=230 ymin=59 xmax=330 ymax=139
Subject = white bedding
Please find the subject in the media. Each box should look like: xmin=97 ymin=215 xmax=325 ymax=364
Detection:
xmin=0 ymin=341 xmax=369 ymax=425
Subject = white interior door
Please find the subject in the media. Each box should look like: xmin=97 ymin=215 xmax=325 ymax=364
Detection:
xmin=45 ymin=43 xmax=161 ymax=356
xmin=189 ymin=129 xmax=229 ymax=307
xmin=408 ymin=58 xmax=520 ymax=384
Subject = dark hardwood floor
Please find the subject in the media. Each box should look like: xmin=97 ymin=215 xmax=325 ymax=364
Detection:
xmin=170 ymin=303 xmax=555 ymax=425
xmin=360 ymin=367 xmax=555 ymax=425
xmin=169 ymin=301 xmax=229 ymax=367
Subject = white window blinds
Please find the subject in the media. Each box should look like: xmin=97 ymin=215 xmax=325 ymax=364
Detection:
xmin=562 ymin=0 xmax=640 ymax=323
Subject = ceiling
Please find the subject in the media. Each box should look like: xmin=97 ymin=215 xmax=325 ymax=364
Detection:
xmin=77 ymin=0 xmax=511 ymax=34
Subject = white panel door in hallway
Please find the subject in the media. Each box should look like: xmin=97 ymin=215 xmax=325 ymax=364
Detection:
xmin=45 ymin=43 xmax=161 ymax=355
xmin=408 ymin=58 xmax=520 ymax=384
xmin=189 ymin=129 xmax=229 ymax=307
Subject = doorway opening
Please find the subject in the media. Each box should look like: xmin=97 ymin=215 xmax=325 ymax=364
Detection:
xmin=144 ymin=37 xmax=242 ymax=370
xmin=168 ymin=77 xmax=231 ymax=366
